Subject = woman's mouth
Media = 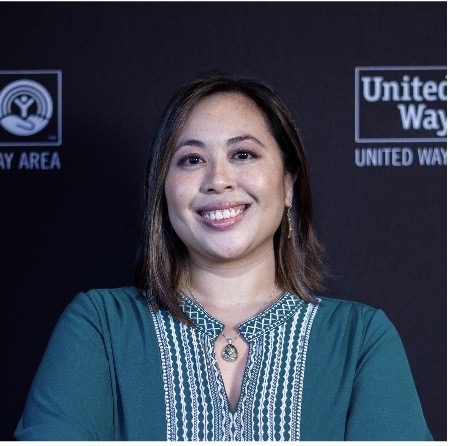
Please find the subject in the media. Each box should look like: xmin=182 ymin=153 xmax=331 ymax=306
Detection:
xmin=199 ymin=205 xmax=249 ymax=221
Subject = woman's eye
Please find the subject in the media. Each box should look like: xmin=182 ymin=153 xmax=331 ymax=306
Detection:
xmin=180 ymin=155 xmax=203 ymax=166
xmin=234 ymin=150 xmax=254 ymax=160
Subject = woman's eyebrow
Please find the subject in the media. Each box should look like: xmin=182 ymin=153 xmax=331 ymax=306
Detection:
xmin=227 ymin=134 xmax=265 ymax=147
xmin=174 ymin=134 xmax=265 ymax=152
xmin=174 ymin=139 xmax=206 ymax=152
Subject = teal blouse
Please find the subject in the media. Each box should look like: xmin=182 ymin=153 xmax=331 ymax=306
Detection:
xmin=15 ymin=287 xmax=432 ymax=440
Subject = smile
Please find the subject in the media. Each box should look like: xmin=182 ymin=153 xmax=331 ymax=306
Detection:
xmin=200 ymin=205 xmax=248 ymax=221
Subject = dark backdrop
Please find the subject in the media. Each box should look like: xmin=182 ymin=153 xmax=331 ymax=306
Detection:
xmin=0 ymin=2 xmax=446 ymax=441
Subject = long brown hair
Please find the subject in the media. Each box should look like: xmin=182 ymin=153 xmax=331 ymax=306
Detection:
xmin=135 ymin=73 xmax=326 ymax=325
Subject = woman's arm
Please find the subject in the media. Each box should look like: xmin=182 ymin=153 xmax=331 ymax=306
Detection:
xmin=15 ymin=293 xmax=116 ymax=440
xmin=345 ymin=309 xmax=432 ymax=440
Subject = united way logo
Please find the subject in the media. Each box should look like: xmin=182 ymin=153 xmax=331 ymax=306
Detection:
xmin=355 ymin=66 xmax=446 ymax=143
xmin=0 ymin=70 xmax=62 ymax=146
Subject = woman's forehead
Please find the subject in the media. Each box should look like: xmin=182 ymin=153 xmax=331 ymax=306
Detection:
xmin=177 ymin=93 xmax=272 ymax=142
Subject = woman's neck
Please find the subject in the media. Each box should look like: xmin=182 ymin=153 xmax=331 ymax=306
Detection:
xmin=183 ymin=253 xmax=281 ymax=330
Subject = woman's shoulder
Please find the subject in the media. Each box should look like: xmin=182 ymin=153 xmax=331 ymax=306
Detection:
xmin=308 ymin=295 xmax=407 ymax=380
xmin=312 ymin=295 xmax=396 ymax=335
xmin=315 ymin=295 xmax=384 ymax=315
xmin=74 ymin=285 xmax=144 ymax=305
xmin=61 ymin=286 xmax=150 ymax=329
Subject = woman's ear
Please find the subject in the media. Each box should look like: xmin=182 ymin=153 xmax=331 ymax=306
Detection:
xmin=284 ymin=170 xmax=297 ymax=208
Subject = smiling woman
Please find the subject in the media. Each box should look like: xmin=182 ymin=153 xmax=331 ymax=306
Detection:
xmin=165 ymin=93 xmax=294 ymax=268
xmin=135 ymin=74 xmax=325 ymax=328
xmin=15 ymin=73 xmax=432 ymax=441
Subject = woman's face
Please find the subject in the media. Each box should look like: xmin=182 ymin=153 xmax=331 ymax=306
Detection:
xmin=164 ymin=92 xmax=295 ymax=266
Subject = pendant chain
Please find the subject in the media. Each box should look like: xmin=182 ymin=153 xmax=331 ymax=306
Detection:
xmin=186 ymin=283 xmax=278 ymax=362
xmin=220 ymin=332 xmax=241 ymax=343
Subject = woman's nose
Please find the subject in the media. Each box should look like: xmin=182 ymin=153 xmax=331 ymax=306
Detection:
xmin=201 ymin=160 xmax=236 ymax=193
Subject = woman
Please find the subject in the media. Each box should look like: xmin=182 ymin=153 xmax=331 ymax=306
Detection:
xmin=15 ymin=73 xmax=432 ymax=440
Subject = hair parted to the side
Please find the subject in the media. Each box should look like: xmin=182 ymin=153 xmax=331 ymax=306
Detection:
xmin=135 ymin=72 xmax=327 ymax=325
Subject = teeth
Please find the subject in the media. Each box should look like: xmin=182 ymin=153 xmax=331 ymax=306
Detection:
xmin=202 ymin=206 xmax=245 ymax=221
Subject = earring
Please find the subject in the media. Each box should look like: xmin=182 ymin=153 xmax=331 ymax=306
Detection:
xmin=287 ymin=205 xmax=293 ymax=239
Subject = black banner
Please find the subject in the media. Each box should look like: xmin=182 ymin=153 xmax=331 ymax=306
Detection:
xmin=0 ymin=2 xmax=446 ymax=440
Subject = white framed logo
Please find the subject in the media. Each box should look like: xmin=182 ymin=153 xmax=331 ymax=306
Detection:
xmin=0 ymin=70 xmax=62 ymax=146
xmin=355 ymin=66 xmax=446 ymax=143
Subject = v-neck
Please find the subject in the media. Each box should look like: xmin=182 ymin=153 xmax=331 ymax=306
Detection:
xmin=178 ymin=292 xmax=311 ymax=414
xmin=150 ymin=292 xmax=320 ymax=440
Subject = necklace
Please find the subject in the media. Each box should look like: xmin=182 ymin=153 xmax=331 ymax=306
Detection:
xmin=220 ymin=332 xmax=241 ymax=362
xmin=186 ymin=284 xmax=278 ymax=363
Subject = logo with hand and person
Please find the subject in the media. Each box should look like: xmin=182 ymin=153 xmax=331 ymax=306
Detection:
xmin=0 ymin=71 xmax=62 ymax=146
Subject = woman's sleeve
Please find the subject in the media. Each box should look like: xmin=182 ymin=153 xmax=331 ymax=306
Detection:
xmin=345 ymin=308 xmax=432 ymax=440
xmin=15 ymin=293 xmax=116 ymax=440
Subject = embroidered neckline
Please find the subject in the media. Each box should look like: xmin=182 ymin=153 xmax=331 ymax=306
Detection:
xmin=179 ymin=291 xmax=307 ymax=342
xmin=150 ymin=295 xmax=321 ymax=440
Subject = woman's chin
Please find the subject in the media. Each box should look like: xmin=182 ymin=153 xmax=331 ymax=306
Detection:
xmin=188 ymin=238 xmax=273 ymax=266
xmin=199 ymin=247 xmax=249 ymax=263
